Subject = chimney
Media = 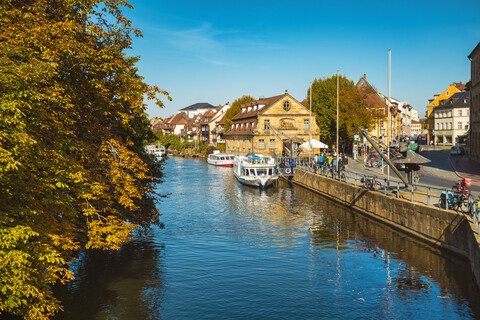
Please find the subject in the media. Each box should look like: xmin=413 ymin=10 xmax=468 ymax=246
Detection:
xmin=363 ymin=74 xmax=366 ymax=79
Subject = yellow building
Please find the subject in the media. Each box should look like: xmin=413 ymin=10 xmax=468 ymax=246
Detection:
xmin=425 ymin=82 xmax=466 ymax=143
xmin=224 ymin=91 xmax=320 ymax=156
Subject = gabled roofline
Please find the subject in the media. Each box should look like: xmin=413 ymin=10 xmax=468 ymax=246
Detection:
xmin=468 ymin=41 xmax=480 ymax=60
xmin=257 ymin=92 xmax=308 ymax=115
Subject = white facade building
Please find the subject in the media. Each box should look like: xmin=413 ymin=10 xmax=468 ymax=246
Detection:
xmin=433 ymin=91 xmax=470 ymax=145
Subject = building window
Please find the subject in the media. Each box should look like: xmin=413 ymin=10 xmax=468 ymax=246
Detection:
xmin=458 ymin=110 xmax=462 ymax=116
xmin=458 ymin=122 xmax=462 ymax=129
xmin=304 ymin=120 xmax=309 ymax=129
xmin=283 ymin=101 xmax=290 ymax=111
xmin=259 ymin=139 xmax=265 ymax=149
xmin=264 ymin=120 xmax=270 ymax=130
xmin=269 ymin=139 xmax=275 ymax=149
xmin=380 ymin=121 xmax=384 ymax=128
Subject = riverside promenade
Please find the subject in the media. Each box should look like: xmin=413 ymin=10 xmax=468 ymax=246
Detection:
xmin=346 ymin=145 xmax=480 ymax=198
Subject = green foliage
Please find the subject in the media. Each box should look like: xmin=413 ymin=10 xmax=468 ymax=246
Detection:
xmin=307 ymin=75 xmax=371 ymax=146
xmin=224 ymin=95 xmax=254 ymax=132
xmin=0 ymin=0 xmax=169 ymax=318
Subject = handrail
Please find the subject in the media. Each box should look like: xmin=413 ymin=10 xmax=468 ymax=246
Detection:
xmin=358 ymin=127 xmax=409 ymax=187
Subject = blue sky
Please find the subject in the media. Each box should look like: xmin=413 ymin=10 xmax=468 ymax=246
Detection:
xmin=124 ymin=0 xmax=480 ymax=119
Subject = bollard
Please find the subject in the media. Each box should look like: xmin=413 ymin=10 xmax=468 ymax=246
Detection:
xmin=411 ymin=185 xmax=414 ymax=202
xmin=445 ymin=189 xmax=449 ymax=210
xmin=427 ymin=187 xmax=430 ymax=205
xmin=354 ymin=174 xmax=357 ymax=186
xmin=474 ymin=204 xmax=477 ymax=224
xmin=396 ymin=182 xmax=399 ymax=198
xmin=384 ymin=179 xmax=387 ymax=195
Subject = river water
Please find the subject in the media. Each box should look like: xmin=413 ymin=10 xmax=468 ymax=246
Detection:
xmin=55 ymin=157 xmax=480 ymax=319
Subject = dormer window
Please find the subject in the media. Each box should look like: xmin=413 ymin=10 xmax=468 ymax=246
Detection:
xmin=247 ymin=106 xmax=251 ymax=112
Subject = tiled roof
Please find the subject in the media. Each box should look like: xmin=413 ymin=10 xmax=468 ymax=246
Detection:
xmin=179 ymin=102 xmax=215 ymax=111
xmin=356 ymin=76 xmax=388 ymax=110
xmin=231 ymin=95 xmax=283 ymax=121
xmin=225 ymin=94 xmax=286 ymax=136
xmin=453 ymin=82 xmax=467 ymax=91
xmin=169 ymin=112 xmax=187 ymax=125
xmin=224 ymin=119 xmax=258 ymax=136
xmin=435 ymin=91 xmax=470 ymax=109
xmin=216 ymin=114 xmax=226 ymax=125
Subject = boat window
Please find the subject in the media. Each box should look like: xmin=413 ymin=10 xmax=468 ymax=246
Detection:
xmin=257 ymin=169 xmax=266 ymax=175
xmin=220 ymin=157 xmax=225 ymax=160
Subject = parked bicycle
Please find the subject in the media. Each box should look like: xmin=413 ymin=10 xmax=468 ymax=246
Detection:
xmin=361 ymin=175 xmax=381 ymax=191
xmin=439 ymin=178 xmax=474 ymax=214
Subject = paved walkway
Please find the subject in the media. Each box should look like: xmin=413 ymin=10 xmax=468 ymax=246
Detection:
xmin=450 ymin=156 xmax=480 ymax=185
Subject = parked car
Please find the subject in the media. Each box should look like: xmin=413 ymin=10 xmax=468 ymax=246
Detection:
xmin=450 ymin=145 xmax=462 ymax=156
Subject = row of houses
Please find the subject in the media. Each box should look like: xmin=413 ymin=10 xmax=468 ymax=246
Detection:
xmin=149 ymin=77 xmax=424 ymax=156
xmin=150 ymin=102 xmax=231 ymax=146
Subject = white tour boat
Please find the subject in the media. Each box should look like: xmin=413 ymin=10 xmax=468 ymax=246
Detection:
xmin=233 ymin=154 xmax=278 ymax=188
xmin=207 ymin=151 xmax=235 ymax=167
xmin=145 ymin=144 xmax=166 ymax=159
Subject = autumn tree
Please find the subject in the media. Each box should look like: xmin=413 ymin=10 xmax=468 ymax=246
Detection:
xmin=224 ymin=95 xmax=254 ymax=131
xmin=0 ymin=1 xmax=170 ymax=319
xmin=307 ymin=75 xmax=371 ymax=149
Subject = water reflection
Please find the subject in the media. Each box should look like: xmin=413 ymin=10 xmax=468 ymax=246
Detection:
xmin=54 ymin=230 xmax=165 ymax=319
xmin=55 ymin=157 xmax=480 ymax=319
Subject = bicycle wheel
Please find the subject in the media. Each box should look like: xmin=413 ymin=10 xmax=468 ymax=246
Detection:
xmin=460 ymin=195 xmax=474 ymax=214
xmin=439 ymin=198 xmax=446 ymax=209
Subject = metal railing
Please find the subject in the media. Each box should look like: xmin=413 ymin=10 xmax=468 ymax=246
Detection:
xmin=291 ymin=158 xmax=473 ymax=211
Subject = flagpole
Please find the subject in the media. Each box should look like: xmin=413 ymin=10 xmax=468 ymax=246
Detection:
xmin=387 ymin=50 xmax=391 ymax=180
xmin=336 ymin=70 xmax=339 ymax=172
xmin=309 ymin=82 xmax=312 ymax=161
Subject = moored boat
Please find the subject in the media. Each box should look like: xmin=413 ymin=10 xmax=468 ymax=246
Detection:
xmin=233 ymin=154 xmax=278 ymax=188
xmin=145 ymin=144 xmax=166 ymax=159
xmin=207 ymin=151 xmax=235 ymax=167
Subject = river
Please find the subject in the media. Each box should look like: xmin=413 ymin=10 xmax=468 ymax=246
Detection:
xmin=55 ymin=156 xmax=480 ymax=319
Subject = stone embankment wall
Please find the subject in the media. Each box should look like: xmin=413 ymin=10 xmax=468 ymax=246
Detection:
xmin=289 ymin=168 xmax=480 ymax=289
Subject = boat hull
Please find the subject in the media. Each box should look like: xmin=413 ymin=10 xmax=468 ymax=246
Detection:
xmin=234 ymin=172 xmax=278 ymax=189
xmin=207 ymin=160 xmax=234 ymax=167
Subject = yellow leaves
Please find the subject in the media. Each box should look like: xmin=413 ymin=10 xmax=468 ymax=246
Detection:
xmin=1 ymin=0 xmax=165 ymax=317
xmin=0 ymin=226 xmax=74 ymax=319
xmin=86 ymin=216 xmax=137 ymax=250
